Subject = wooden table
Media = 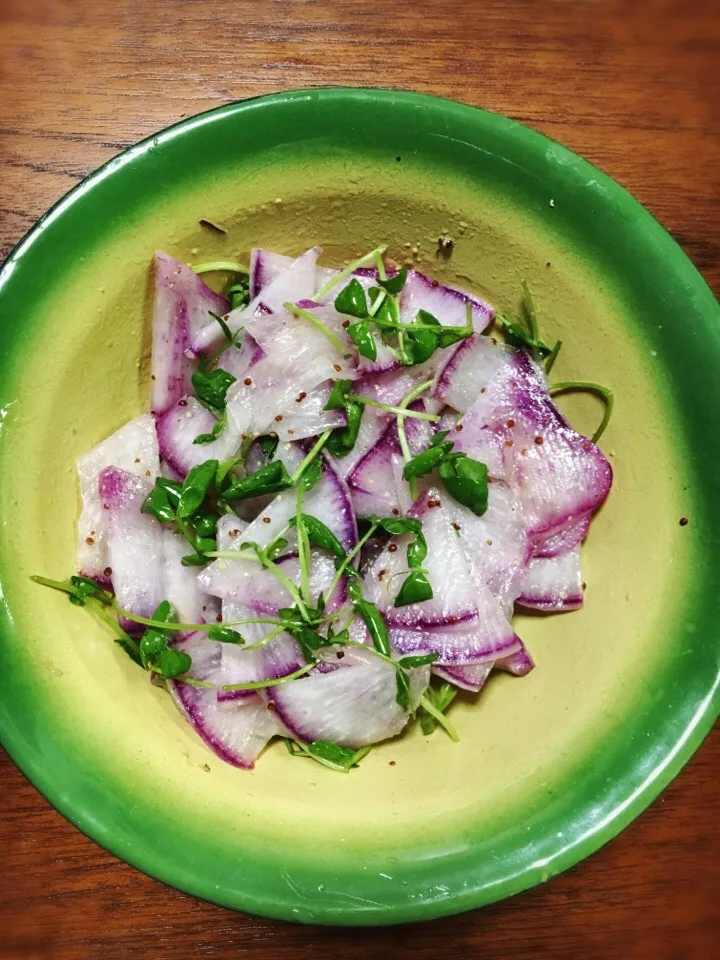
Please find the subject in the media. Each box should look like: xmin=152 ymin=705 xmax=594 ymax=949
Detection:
xmin=1 ymin=1 xmax=718 ymax=957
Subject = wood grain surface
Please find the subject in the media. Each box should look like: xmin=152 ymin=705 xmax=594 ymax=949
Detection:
xmin=0 ymin=1 xmax=718 ymax=957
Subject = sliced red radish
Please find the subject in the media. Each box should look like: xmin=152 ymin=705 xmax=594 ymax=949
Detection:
xmin=242 ymin=307 xmax=356 ymax=379
xmin=364 ymin=490 xmax=518 ymax=662
xmin=391 ymin=454 xmax=414 ymax=516
xmin=346 ymin=402 xmax=432 ymax=517
xmin=98 ymin=466 xmax=164 ymax=624
xmin=152 ymin=252 xmax=229 ymax=416
xmin=191 ymin=247 xmax=321 ymax=356
xmin=268 ymin=645 xmax=429 ymax=748
xmin=496 ymin=643 xmax=535 ymax=676
xmin=389 ymin=621 xmax=520 ymax=665
xmin=364 ymin=490 xmax=481 ymax=626
xmin=433 ymin=662 xmax=493 ymax=693
xmin=216 ymin=331 xmax=265 ymax=380
xmin=156 ymin=396 xmax=247 ymax=479
xmin=333 ymin=369 xmax=426 ymax=479
xmin=215 ymin=514 xmax=249 ymax=550
xmin=533 ymin=512 xmax=590 ymax=559
xmin=249 ymin=249 xmax=294 ymax=299
xmin=516 ymin=546 xmax=583 ymax=611
xmin=436 ymin=407 xmax=460 ymax=432
xmin=486 ymin=353 xmax=612 ymax=536
xmin=200 ymin=459 xmax=356 ymax=611
xmin=199 ymin=551 xmax=337 ymax=616
xmin=168 ymin=632 xmax=281 ymax=768
xmin=161 ymin=528 xmax=219 ymax=625
xmin=447 ymin=481 xmax=531 ymax=613
xmin=271 ymin=380 xmax=346 ymax=443
xmin=400 ymin=271 xmax=494 ymax=333
xmin=432 ymin=333 xmax=512 ymax=413
xmin=216 ymin=605 xmax=302 ymax=703
xmin=76 ymin=413 xmax=159 ymax=582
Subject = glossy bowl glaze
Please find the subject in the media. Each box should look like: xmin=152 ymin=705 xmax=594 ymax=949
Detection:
xmin=0 ymin=88 xmax=718 ymax=925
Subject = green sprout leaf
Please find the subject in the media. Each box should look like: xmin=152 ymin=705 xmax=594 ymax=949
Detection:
xmin=498 ymin=315 xmax=552 ymax=358
xmin=395 ymin=669 xmax=412 ymax=711
xmin=325 ymin=400 xmax=363 ymax=457
xmin=192 ymin=367 xmax=236 ymax=413
xmin=406 ymin=530 xmax=428 ymax=569
xmin=369 ymin=516 xmax=423 ymax=537
xmin=334 ymin=278 xmax=369 ymax=319
xmin=438 ymin=454 xmax=489 ymax=516
xmin=223 ymin=459 xmax=292 ymax=501
xmin=377 ymin=266 xmax=408 ymax=295
xmin=258 ymin=434 xmax=280 ymax=460
xmin=194 ymin=408 xmax=228 ymax=445
xmin=289 ymin=514 xmax=346 ymax=560
xmin=177 ymin=460 xmax=219 ymax=519
xmin=347 ymin=320 xmax=378 ymax=361
xmin=420 ymin=683 xmax=459 ymax=736
xmin=352 ymin=597 xmax=391 ymax=657
xmin=139 ymin=600 xmax=191 ymax=679
xmin=402 ymin=442 xmax=453 ymax=480
xmin=394 ymin=569 xmax=433 ymax=607
xmin=141 ymin=482 xmax=177 ymax=524
xmin=323 ymin=379 xmax=353 ymax=411
xmin=208 ymin=625 xmax=246 ymax=645
xmin=398 ymin=653 xmax=439 ymax=669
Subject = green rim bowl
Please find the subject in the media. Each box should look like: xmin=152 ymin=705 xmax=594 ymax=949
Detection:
xmin=0 ymin=88 xmax=718 ymax=926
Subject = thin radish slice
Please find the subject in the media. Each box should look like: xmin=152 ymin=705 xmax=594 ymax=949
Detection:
xmin=76 ymin=414 xmax=159 ymax=582
xmin=533 ymin=512 xmax=590 ymax=559
xmin=516 ymin=546 xmax=583 ymax=611
xmin=433 ymin=662 xmax=493 ymax=693
xmin=365 ymin=490 xmax=480 ymax=626
xmin=333 ymin=369 xmax=426 ymax=479
xmin=399 ymin=271 xmax=494 ymax=333
xmin=477 ymin=351 xmax=613 ymax=536
xmin=152 ymin=252 xmax=229 ymax=416
xmin=436 ymin=407 xmax=460 ymax=432
xmin=260 ymin=456 xmax=358 ymax=552
xmin=389 ymin=622 xmax=521 ymax=665
xmin=219 ymin=330 xmax=355 ymax=448
xmin=190 ymin=247 xmax=321 ymax=356
xmin=268 ymin=645 xmax=429 ymax=748
xmin=269 ymin=380 xmax=346 ymax=443
xmin=432 ymin=333 xmax=512 ymax=413
xmin=346 ymin=403 xmax=432 ymax=517
xmin=216 ymin=331 xmax=265 ymax=380
xmin=216 ymin=605 xmax=302 ymax=703
xmin=249 ymin=249 xmax=294 ymax=299
xmin=98 ymin=466 xmax=164 ymax=625
xmin=447 ymin=481 xmax=531 ymax=613
xmin=216 ymin=514 xmax=249 ymax=551
xmin=168 ymin=632 xmax=281 ymax=768
xmin=241 ymin=307 xmax=356 ymax=381
xmin=156 ymin=396 xmax=247 ymax=479
xmin=391 ymin=453 xmax=413 ymax=516
xmin=251 ymin=246 xmax=321 ymax=312
xmin=160 ymin=528 xmax=219 ymax=625
xmin=496 ymin=643 xmax=535 ymax=676
xmin=244 ymin=439 xmax=305 ymax=477
xmin=200 ymin=551 xmax=337 ymax=616
xmin=314 ymin=265 xmax=382 ymax=306
xmin=364 ymin=490 xmax=518 ymax=662
xmin=200 ymin=459 xmax=356 ymax=609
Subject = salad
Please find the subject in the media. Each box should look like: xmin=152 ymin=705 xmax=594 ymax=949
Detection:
xmin=35 ymin=245 xmax=613 ymax=773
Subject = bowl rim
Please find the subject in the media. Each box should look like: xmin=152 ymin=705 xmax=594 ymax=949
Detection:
xmin=1 ymin=86 xmax=718 ymax=926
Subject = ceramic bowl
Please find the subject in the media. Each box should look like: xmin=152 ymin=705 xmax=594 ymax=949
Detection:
xmin=0 ymin=88 xmax=718 ymax=925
